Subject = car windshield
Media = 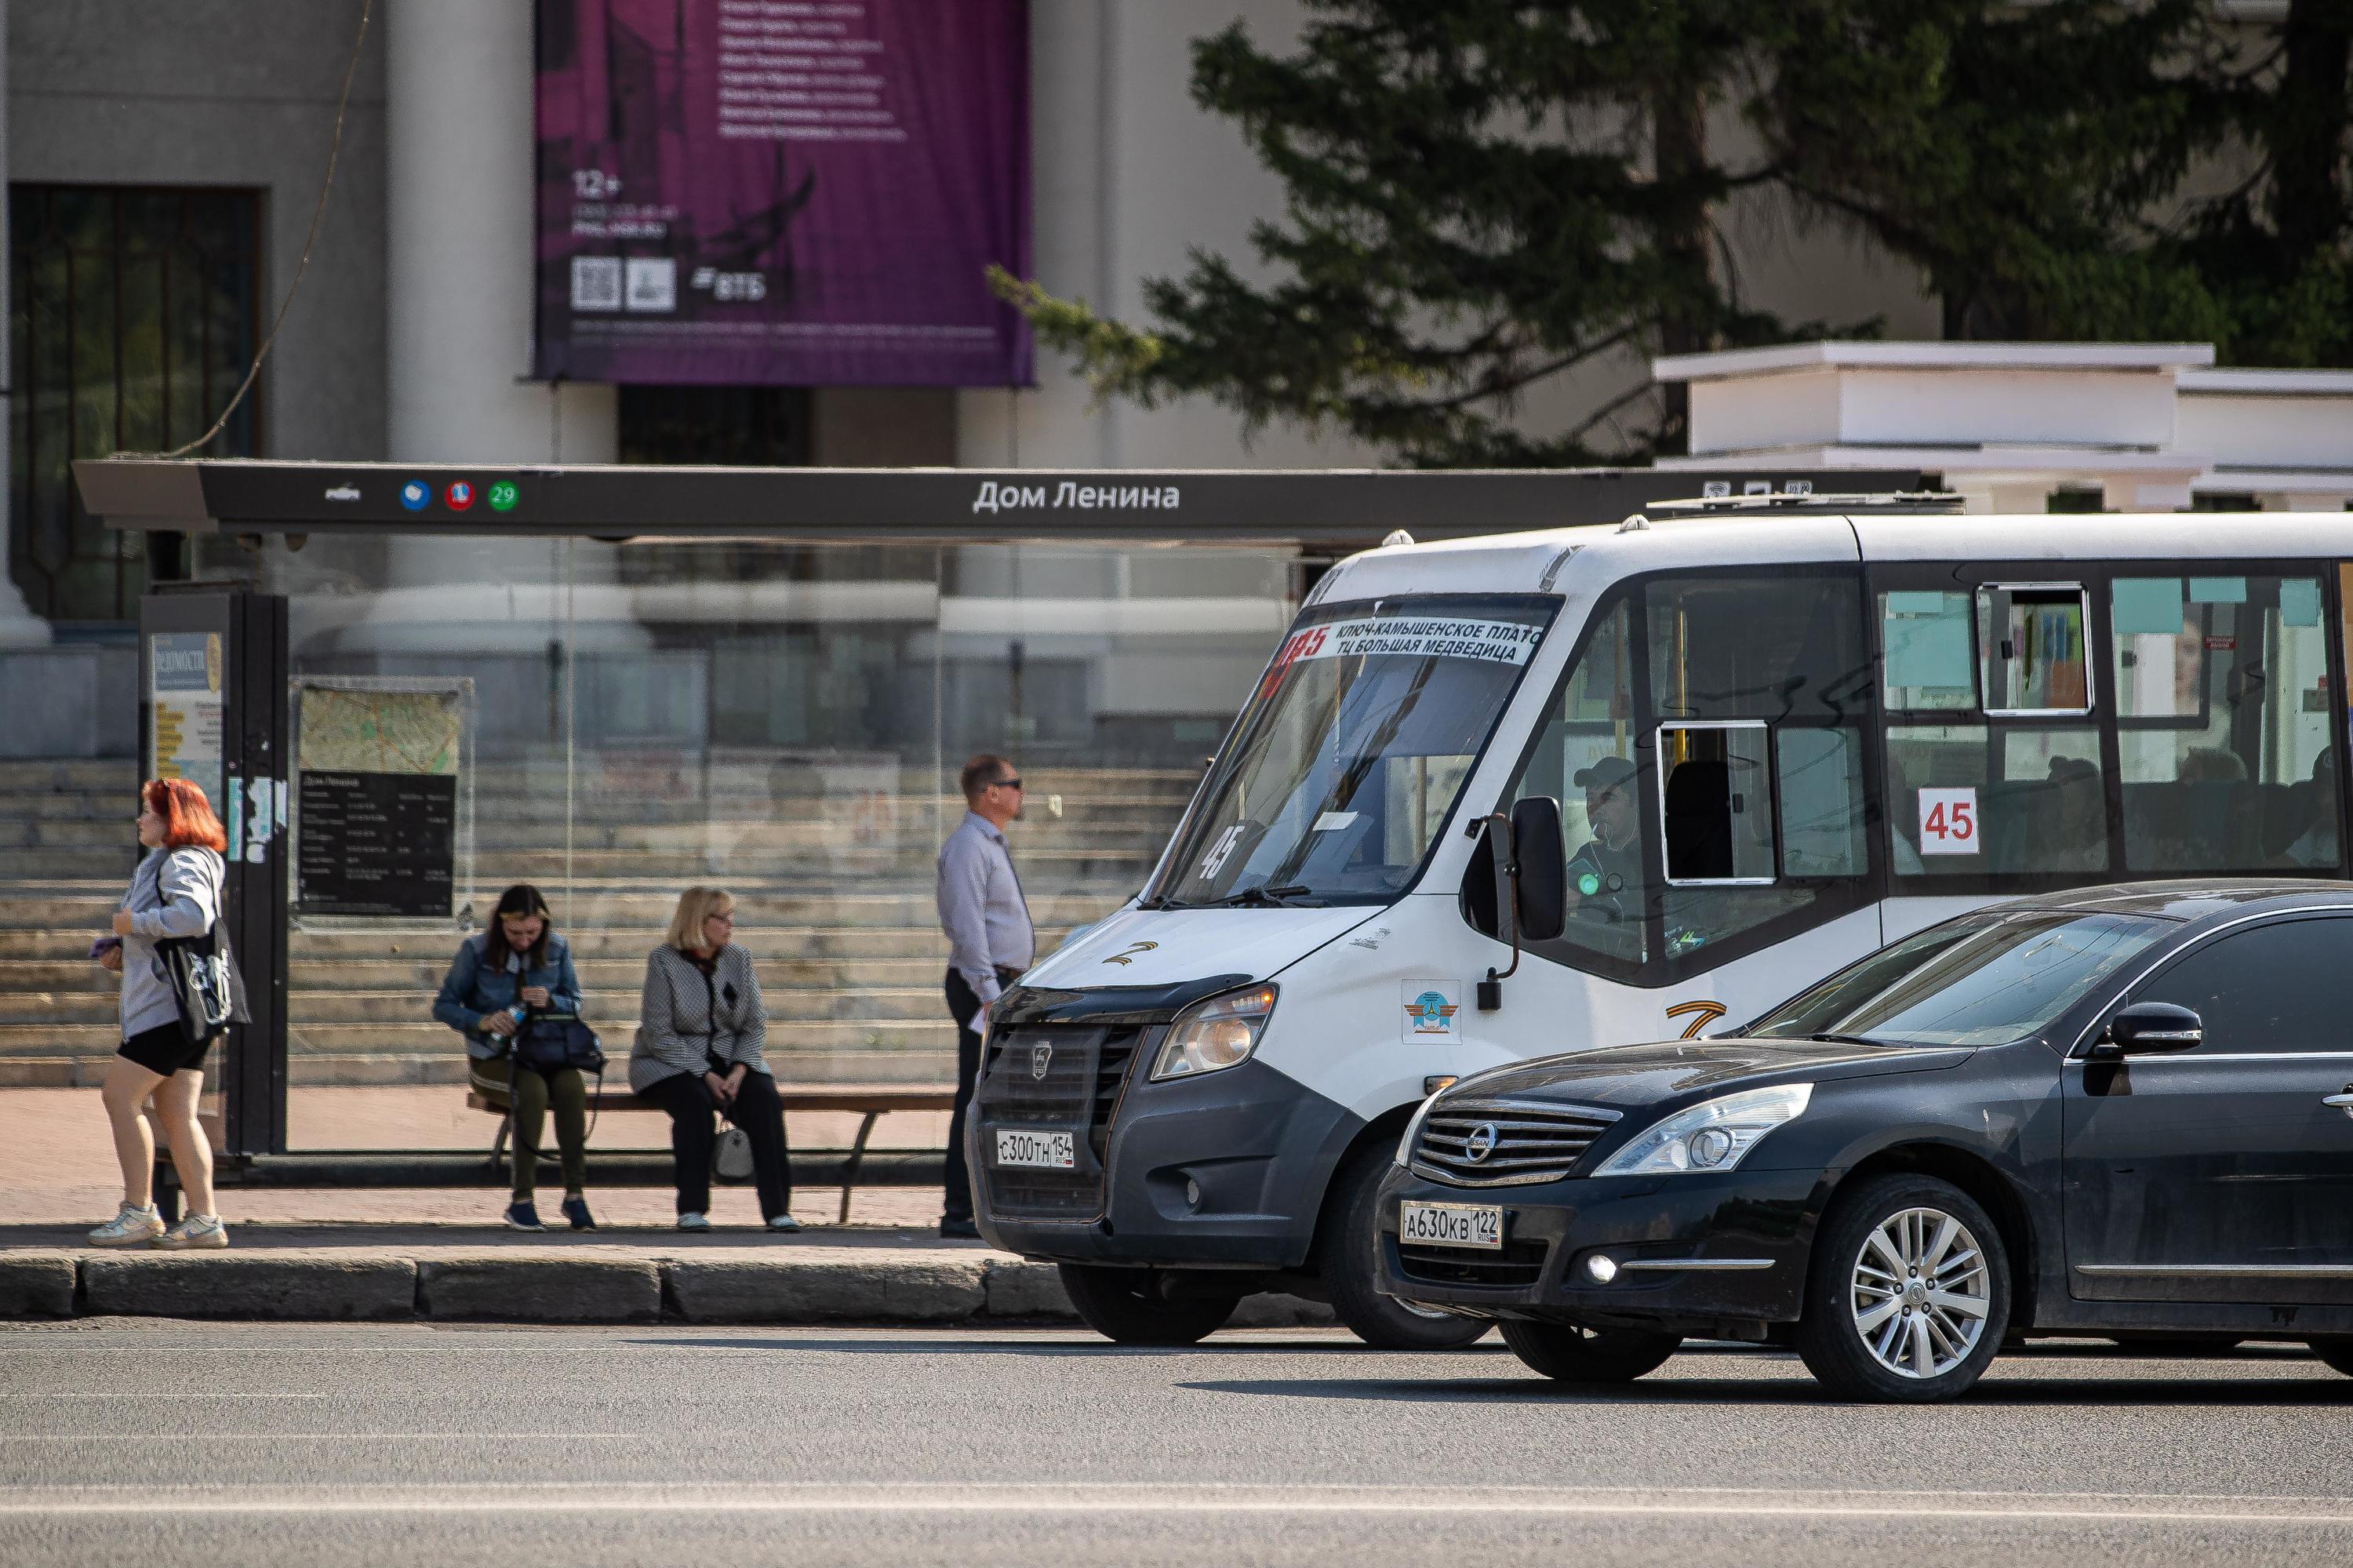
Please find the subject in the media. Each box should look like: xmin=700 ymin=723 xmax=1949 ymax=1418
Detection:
xmin=1748 ymin=909 xmax=2169 ymax=1047
xmin=1149 ymin=595 xmax=1556 ymax=906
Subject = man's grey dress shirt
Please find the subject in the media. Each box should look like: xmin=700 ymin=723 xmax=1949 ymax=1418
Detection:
xmin=936 ymin=809 xmax=1035 ymax=1006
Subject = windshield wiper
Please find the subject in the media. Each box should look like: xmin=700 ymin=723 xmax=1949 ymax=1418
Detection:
xmin=1807 ymin=1031 xmax=1892 ymax=1048
xmin=1220 ymin=883 xmax=1314 ymax=908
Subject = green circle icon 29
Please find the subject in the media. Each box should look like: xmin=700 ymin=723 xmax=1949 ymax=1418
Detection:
xmin=488 ymin=481 xmax=518 ymax=512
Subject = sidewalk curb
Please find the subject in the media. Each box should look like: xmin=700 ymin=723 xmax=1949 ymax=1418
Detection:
xmin=81 ymin=1254 xmax=417 ymax=1321
xmin=0 ymin=1250 xmax=1339 ymax=1329
xmin=0 ymin=1257 xmax=75 ymax=1317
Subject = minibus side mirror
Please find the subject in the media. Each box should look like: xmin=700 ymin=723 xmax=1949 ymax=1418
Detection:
xmin=2088 ymin=1002 xmax=2203 ymax=1060
xmin=1510 ymin=795 xmax=1566 ymax=943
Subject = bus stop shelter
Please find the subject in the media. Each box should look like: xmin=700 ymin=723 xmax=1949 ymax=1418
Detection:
xmin=67 ymin=457 xmax=1919 ymax=1188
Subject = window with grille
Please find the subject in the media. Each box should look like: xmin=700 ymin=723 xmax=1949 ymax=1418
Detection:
xmin=9 ymin=185 xmax=261 ymax=622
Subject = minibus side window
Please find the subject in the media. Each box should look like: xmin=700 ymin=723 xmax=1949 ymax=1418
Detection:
xmin=2112 ymin=573 xmax=2340 ymax=872
xmin=1498 ymin=599 xmax=1651 ymax=969
xmin=1980 ymin=584 xmax=2093 ymax=715
xmin=1493 ymin=571 xmax=1879 ymax=982
xmin=1645 ymin=573 xmax=1874 ymax=964
xmin=1879 ymin=577 xmax=2110 ymax=881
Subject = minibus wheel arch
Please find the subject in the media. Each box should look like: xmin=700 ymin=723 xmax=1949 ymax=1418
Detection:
xmin=1307 ymin=1103 xmax=1421 ymax=1268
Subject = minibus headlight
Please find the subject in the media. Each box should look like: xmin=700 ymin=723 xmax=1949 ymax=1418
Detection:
xmin=1151 ymin=985 xmax=1278 ymax=1081
xmin=1590 ymin=1082 xmax=1813 ymax=1177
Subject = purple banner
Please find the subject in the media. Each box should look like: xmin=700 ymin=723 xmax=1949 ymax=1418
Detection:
xmin=533 ymin=0 xmax=1031 ymax=387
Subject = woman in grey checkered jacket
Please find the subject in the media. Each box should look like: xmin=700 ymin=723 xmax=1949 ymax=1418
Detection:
xmin=629 ymin=887 xmax=797 ymax=1232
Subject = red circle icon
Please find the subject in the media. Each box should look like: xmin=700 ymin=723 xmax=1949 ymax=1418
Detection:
xmin=445 ymin=481 xmax=475 ymax=511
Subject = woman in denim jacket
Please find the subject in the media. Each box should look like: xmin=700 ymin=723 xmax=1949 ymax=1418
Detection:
xmin=433 ymin=884 xmax=593 ymax=1231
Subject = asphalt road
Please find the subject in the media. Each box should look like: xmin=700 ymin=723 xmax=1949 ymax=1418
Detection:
xmin=2 ymin=1322 xmax=2351 ymax=1567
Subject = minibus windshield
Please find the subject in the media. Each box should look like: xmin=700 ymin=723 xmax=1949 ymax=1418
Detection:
xmin=1149 ymin=595 xmax=1557 ymax=907
xmin=1747 ymin=909 xmax=2168 ymax=1047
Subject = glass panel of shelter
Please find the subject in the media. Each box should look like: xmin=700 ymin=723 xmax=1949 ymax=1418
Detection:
xmin=190 ymin=529 xmax=1300 ymax=1151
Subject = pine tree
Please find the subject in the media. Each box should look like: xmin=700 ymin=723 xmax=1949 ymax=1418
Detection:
xmin=998 ymin=2 xmax=2351 ymax=464
xmin=1759 ymin=0 xmax=2225 ymax=344
xmin=994 ymin=2 xmax=1819 ymax=465
xmin=2173 ymin=0 xmax=2352 ymax=366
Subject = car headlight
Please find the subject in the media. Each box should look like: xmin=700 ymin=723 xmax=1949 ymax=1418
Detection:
xmin=1150 ymin=984 xmax=1277 ymax=1081
xmin=1590 ymin=1082 xmax=1813 ymax=1177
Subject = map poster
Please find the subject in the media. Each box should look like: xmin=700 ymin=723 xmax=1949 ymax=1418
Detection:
xmin=150 ymin=631 xmax=225 ymax=813
xmin=295 ymin=684 xmax=467 ymax=919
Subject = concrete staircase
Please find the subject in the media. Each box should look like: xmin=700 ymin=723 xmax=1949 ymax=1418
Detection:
xmin=0 ymin=758 xmax=1194 ymax=1089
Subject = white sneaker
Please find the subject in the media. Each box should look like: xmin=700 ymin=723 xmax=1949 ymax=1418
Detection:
xmin=675 ymin=1212 xmax=711 ymax=1231
xmin=152 ymin=1214 xmax=229 ymax=1250
xmin=87 ymin=1204 xmax=164 ymax=1247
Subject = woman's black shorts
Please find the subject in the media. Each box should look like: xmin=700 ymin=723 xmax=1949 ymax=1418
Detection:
xmin=118 ymin=1021 xmax=216 ymax=1077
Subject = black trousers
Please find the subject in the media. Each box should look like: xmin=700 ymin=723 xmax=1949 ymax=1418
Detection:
xmin=942 ymin=967 xmax=989 ymax=1224
xmin=636 ymin=1069 xmax=792 ymax=1221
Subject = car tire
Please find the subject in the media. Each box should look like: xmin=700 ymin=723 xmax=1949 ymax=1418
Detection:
xmin=1319 ymin=1145 xmax=1489 ymax=1349
xmin=1500 ymin=1319 xmax=1681 ymax=1384
xmin=2308 ymin=1339 xmax=2353 ymax=1377
xmin=1056 ymin=1264 xmax=1240 ymax=1346
xmin=1795 ymin=1173 xmax=2011 ymax=1403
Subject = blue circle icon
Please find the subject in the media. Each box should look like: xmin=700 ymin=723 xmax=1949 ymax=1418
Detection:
xmin=398 ymin=480 xmax=430 ymax=511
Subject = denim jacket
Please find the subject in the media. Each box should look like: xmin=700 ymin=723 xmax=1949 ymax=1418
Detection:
xmin=432 ymin=933 xmax=584 ymax=1060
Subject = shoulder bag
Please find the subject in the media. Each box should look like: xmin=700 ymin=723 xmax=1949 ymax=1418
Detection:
xmin=156 ymin=918 xmax=250 ymax=1046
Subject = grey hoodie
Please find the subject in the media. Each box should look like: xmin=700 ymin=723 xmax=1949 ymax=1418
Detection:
xmin=117 ymin=846 xmax=224 ymax=1039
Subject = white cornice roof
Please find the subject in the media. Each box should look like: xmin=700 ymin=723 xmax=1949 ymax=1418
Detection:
xmin=1654 ymin=340 xmax=2215 ymax=383
xmin=2178 ymin=369 xmax=2353 ymax=396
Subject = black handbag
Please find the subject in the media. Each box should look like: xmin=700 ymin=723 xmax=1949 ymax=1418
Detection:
xmin=156 ymin=920 xmax=250 ymax=1045
xmin=515 ymin=1010 xmax=607 ymax=1075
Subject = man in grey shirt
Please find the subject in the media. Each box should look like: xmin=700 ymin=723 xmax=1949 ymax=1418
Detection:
xmin=935 ymin=753 xmax=1035 ymax=1238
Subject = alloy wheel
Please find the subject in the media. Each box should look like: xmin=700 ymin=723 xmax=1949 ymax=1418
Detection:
xmin=1847 ymin=1206 xmax=1991 ymax=1380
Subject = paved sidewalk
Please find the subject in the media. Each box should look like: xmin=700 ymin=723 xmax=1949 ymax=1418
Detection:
xmin=0 ymin=1085 xmax=947 ymax=1228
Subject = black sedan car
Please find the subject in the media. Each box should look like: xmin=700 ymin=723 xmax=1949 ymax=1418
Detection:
xmin=1376 ymin=882 xmax=2353 ymax=1402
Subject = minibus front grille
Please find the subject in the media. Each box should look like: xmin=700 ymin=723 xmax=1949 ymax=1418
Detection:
xmin=1409 ymin=1098 xmax=1621 ymax=1188
xmin=975 ymin=1024 xmax=1144 ymax=1220
xmin=1396 ymin=1239 xmax=1550 ymax=1289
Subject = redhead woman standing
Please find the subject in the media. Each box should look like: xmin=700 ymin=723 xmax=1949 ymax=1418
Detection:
xmin=87 ymin=779 xmax=231 ymax=1249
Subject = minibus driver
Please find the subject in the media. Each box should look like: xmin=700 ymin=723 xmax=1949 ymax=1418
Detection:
xmin=1568 ymin=755 xmax=1643 ymax=924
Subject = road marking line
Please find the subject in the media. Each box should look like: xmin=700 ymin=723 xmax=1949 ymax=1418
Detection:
xmin=0 ymin=1433 xmax=647 ymax=1442
xmin=0 ymin=1486 xmax=2348 ymax=1526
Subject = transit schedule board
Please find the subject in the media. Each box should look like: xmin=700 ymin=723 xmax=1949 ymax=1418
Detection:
xmin=294 ymin=683 xmax=467 ymax=919
xmin=533 ymin=0 xmax=1032 ymax=387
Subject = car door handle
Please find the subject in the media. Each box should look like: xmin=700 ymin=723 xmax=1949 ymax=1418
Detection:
xmin=2326 ymin=1090 xmax=2353 ymax=1117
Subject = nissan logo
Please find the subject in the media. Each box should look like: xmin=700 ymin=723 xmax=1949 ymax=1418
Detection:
xmin=1030 ymin=1042 xmax=1053 ymax=1082
xmin=1464 ymin=1122 xmax=1500 ymax=1163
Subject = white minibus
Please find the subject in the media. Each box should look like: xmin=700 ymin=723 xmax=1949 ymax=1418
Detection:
xmin=968 ymin=497 xmax=2350 ymax=1346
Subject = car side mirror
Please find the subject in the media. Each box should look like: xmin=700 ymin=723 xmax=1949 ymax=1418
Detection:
xmin=2089 ymin=1002 xmax=2203 ymax=1060
xmin=1509 ymin=795 xmax=1566 ymax=943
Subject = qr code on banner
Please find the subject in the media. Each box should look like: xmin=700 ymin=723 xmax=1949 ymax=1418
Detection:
xmin=570 ymin=256 xmax=622 ymax=311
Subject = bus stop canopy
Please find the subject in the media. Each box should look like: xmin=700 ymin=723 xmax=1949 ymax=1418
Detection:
xmin=74 ymin=458 xmax=1925 ymax=548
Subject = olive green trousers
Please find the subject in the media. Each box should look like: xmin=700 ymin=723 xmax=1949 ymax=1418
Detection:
xmin=470 ymin=1057 xmax=588 ymax=1199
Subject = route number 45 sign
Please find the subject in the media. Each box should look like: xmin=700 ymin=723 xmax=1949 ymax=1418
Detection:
xmin=1919 ymin=788 xmax=1980 ymax=856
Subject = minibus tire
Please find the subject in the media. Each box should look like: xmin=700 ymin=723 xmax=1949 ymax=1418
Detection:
xmin=1499 ymin=1319 xmax=1681 ymax=1384
xmin=2310 ymin=1339 xmax=2353 ymax=1377
xmin=1794 ymin=1173 xmax=2011 ymax=1403
xmin=1319 ymin=1147 xmax=1489 ymax=1350
xmin=1056 ymin=1263 xmax=1240 ymax=1346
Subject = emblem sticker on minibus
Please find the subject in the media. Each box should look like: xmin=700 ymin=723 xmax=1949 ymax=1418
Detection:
xmin=1402 ymin=982 xmax=1463 ymax=1042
